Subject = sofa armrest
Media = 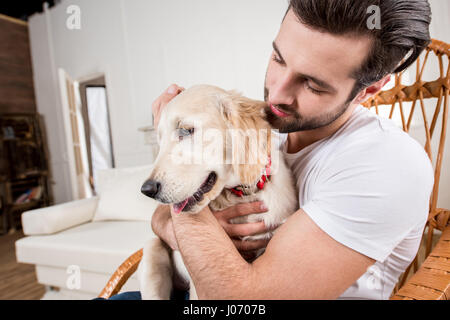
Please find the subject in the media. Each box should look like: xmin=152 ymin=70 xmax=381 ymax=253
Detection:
xmin=21 ymin=196 xmax=100 ymax=235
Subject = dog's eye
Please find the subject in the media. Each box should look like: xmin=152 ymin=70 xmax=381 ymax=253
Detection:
xmin=178 ymin=127 xmax=194 ymax=140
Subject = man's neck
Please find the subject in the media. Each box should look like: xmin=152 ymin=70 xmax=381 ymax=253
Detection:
xmin=286 ymin=103 xmax=358 ymax=154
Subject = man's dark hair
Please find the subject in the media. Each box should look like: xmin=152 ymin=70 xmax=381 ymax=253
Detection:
xmin=287 ymin=0 xmax=432 ymax=100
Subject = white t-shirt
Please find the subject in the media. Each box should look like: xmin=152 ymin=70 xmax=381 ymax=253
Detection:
xmin=280 ymin=104 xmax=434 ymax=300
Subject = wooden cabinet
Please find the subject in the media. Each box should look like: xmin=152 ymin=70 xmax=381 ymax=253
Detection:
xmin=0 ymin=15 xmax=36 ymax=115
xmin=0 ymin=114 xmax=52 ymax=234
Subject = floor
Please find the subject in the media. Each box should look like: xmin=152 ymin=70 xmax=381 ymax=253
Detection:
xmin=0 ymin=229 xmax=45 ymax=300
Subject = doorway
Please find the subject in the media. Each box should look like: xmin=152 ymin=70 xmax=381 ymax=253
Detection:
xmin=78 ymin=75 xmax=115 ymax=194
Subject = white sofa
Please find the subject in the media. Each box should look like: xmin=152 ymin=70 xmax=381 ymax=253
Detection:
xmin=15 ymin=165 xmax=158 ymax=300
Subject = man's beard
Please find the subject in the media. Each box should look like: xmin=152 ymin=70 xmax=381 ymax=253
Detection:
xmin=263 ymin=87 xmax=351 ymax=133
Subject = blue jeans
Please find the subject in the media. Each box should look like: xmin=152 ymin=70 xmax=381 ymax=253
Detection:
xmin=94 ymin=289 xmax=190 ymax=300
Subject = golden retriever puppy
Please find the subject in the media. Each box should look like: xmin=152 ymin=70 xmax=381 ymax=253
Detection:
xmin=138 ymin=84 xmax=297 ymax=299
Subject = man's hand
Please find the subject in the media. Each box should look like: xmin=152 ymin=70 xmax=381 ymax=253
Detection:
xmin=151 ymin=201 xmax=273 ymax=262
xmin=212 ymin=201 xmax=272 ymax=262
xmin=151 ymin=205 xmax=179 ymax=251
xmin=152 ymin=84 xmax=185 ymax=129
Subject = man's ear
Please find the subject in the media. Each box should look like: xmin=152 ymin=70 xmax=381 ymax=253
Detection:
xmin=353 ymin=75 xmax=391 ymax=104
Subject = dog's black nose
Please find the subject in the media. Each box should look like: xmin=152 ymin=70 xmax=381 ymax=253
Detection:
xmin=141 ymin=180 xmax=161 ymax=199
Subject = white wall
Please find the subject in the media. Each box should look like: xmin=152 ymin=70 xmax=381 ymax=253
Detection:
xmin=28 ymin=0 xmax=288 ymax=203
xmin=28 ymin=9 xmax=74 ymax=203
xmin=28 ymin=0 xmax=450 ymax=207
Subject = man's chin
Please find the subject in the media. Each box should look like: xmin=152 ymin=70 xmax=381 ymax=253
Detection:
xmin=264 ymin=106 xmax=302 ymax=133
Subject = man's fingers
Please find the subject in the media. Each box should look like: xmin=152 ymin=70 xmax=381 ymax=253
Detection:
xmin=219 ymin=201 xmax=268 ymax=220
xmin=153 ymin=84 xmax=182 ymax=112
xmin=152 ymin=84 xmax=184 ymax=128
xmin=233 ymin=238 xmax=270 ymax=251
xmin=224 ymin=220 xmax=267 ymax=237
xmin=162 ymin=84 xmax=184 ymax=103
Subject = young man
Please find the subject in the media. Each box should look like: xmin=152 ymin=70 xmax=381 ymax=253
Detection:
xmin=150 ymin=0 xmax=434 ymax=299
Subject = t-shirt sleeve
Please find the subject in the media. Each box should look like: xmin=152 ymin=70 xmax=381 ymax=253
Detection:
xmin=301 ymin=132 xmax=434 ymax=262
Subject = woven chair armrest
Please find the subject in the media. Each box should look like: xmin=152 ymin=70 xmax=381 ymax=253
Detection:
xmin=391 ymin=224 xmax=450 ymax=300
xmin=98 ymin=248 xmax=143 ymax=299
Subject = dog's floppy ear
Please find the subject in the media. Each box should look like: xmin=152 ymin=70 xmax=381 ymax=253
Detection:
xmin=220 ymin=91 xmax=271 ymax=185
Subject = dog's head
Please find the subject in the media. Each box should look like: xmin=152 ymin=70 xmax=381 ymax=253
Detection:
xmin=141 ymin=85 xmax=272 ymax=214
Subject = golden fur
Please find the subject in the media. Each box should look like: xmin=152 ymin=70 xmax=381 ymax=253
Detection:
xmin=138 ymin=85 xmax=298 ymax=299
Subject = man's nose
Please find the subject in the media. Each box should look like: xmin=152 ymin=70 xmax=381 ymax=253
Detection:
xmin=141 ymin=180 xmax=161 ymax=199
xmin=269 ymin=74 xmax=296 ymax=106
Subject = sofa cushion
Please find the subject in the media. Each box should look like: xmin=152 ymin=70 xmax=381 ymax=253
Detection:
xmin=93 ymin=165 xmax=158 ymax=222
xmin=21 ymin=197 xmax=99 ymax=236
xmin=16 ymin=220 xmax=156 ymax=275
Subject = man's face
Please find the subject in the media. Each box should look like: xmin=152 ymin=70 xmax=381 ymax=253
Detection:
xmin=264 ymin=9 xmax=373 ymax=133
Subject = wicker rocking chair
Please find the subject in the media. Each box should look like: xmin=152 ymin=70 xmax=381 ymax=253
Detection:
xmin=98 ymin=39 xmax=450 ymax=300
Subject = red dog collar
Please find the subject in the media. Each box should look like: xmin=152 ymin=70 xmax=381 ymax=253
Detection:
xmin=229 ymin=157 xmax=271 ymax=197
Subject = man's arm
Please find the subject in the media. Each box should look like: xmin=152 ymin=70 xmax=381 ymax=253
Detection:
xmin=171 ymin=206 xmax=375 ymax=299
xmin=152 ymin=201 xmax=272 ymax=261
